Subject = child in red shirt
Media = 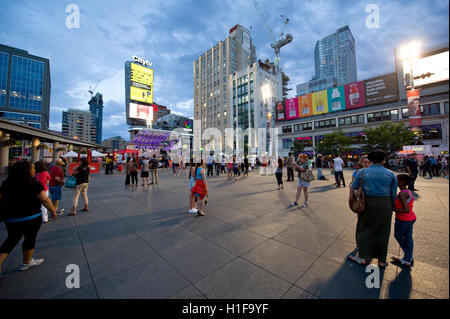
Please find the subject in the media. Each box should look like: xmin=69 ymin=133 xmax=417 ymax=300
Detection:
xmin=392 ymin=174 xmax=417 ymax=267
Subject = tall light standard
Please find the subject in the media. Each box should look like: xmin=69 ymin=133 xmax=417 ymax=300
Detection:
xmin=261 ymin=83 xmax=272 ymax=156
xmin=399 ymin=41 xmax=421 ymax=90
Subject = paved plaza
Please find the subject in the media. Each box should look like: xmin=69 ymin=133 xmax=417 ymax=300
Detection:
xmin=0 ymin=168 xmax=448 ymax=299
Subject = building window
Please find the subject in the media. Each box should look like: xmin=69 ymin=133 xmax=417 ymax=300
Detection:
xmin=282 ymin=139 xmax=292 ymax=149
xmin=444 ymin=102 xmax=449 ymax=114
xmin=314 ymin=118 xmax=336 ymax=129
xmin=401 ymin=107 xmax=409 ymax=118
xmin=421 ymin=103 xmax=440 ymax=116
xmin=282 ymin=125 xmax=292 ymax=133
xmin=339 ymin=114 xmax=364 ymax=126
xmin=367 ymin=110 xmax=397 ymax=123
xmin=294 ymin=122 xmax=313 ymax=132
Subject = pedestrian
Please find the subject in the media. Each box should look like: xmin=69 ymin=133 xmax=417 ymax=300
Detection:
xmin=188 ymin=158 xmax=198 ymax=214
xmin=70 ymin=158 xmax=90 ymax=216
xmin=0 ymin=161 xmax=58 ymax=273
xmin=289 ymin=154 xmax=311 ymax=208
xmin=34 ymin=161 xmax=51 ymax=223
xmin=150 ymin=154 xmax=159 ymax=185
xmin=130 ymin=158 xmax=138 ymax=186
xmin=391 ymin=174 xmax=416 ymax=267
xmin=275 ymin=158 xmax=284 ymax=190
xmin=227 ymin=156 xmax=233 ymax=181
xmin=285 ymin=153 xmax=294 ymax=182
xmin=221 ymin=155 xmax=226 ymax=174
xmin=316 ymin=154 xmax=324 ymax=180
xmin=191 ymin=159 xmax=208 ymax=216
xmin=232 ymin=155 xmax=239 ymax=181
xmin=125 ymin=157 xmax=132 ymax=187
xmin=421 ymin=155 xmax=433 ymax=178
xmin=332 ymin=154 xmax=346 ymax=187
xmin=49 ymin=158 xmax=65 ymax=215
xmin=206 ymin=152 xmax=214 ymax=177
xmin=405 ymin=153 xmax=419 ymax=191
xmin=430 ymin=156 xmax=439 ymax=176
xmin=442 ymin=156 xmax=449 ymax=178
xmin=244 ymin=155 xmax=249 ymax=176
xmin=140 ymin=156 xmax=150 ymax=186
xmin=348 ymin=150 xmax=397 ymax=268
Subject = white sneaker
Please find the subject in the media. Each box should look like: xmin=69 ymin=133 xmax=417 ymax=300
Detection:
xmin=19 ymin=258 xmax=44 ymax=271
xmin=188 ymin=208 xmax=198 ymax=214
xmin=300 ymin=203 xmax=308 ymax=208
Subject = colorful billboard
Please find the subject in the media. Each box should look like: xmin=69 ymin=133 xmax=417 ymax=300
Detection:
xmin=407 ymin=89 xmax=422 ymax=130
xmin=364 ymin=73 xmax=398 ymax=106
xmin=131 ymin=63 xmax=153 ymax=87
xmin=327 ymin=86 xmax=345 ymax=112
xmin=276 ymin=101 xmax=286 ymax=121
xmin=404 ymin=51 xmax=449 ymax=88
xmin=285 ymin=97 xmax=299 ymax=120
xmin=298 ymin=94 xmax=313 ymax=118
xmin=344 ymin=81 xmax=365 ymax=109
xmin=129 ymin=103 xmax=154 ymax=122
xmin=130 ymin=86 xmax=153 ymax=104
xmin=312 ymin=90 xmax=328 ymax=115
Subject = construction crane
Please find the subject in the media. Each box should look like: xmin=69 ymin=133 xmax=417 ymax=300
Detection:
xmin=88 ymin=79 xmax=102 ymax=97
xmin=252 ymin=0 xmax=293 ymax=72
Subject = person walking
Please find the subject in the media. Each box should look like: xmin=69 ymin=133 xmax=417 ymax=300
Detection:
xmin=275 ymin=158 xmax=284 ymax=190
xmin=34 ymin=161 xmax=51 ymax=223
xmin=191 ymin=160 xmax=208 ymax=216
xmin=188 ymin=158 xmax=198 ymax=214
xmin=130 ymin=158 xmax=138 ymax=186
xmin=442 ymin=156 xmax=449 ymax=178
xmin=140 ymin=156 xmax=150 ymax=186
xmin=70 ymin=158 xmax=90 ymax=216
xmin=227 ymin=156 xmax=233 ymax=181
xmin=125 ymin=157 xmax=132 ymax=187
xmin=289 ymin=154 xmax=311 ymax=208
xmin=430 ymin=156 xmax=439 ymax=176
xmin=405 ymin=153 xmax=419 ymax=191
xmin=421 ymin=155 xmax=433 ymax=178
xmin=316 ymin=154 xmax=324 ymax=180
xmin=0 ymin=161 xmax=58 ymax=273
xmin=49 ymin=158 xmax=65 ymax=215
xmin=391 ymin=174 xmax=417 ymax=267
xmin=348 ymin=150 xmax=397 ymax=268
xmin=232 ymin=155 xmax=239 ymax=181
xmin=244 ymin=156 xmax=249 ymax=177
xmin=332 ymin=154 xmax=346 ymax=187
xmin=285 ymin=153 xmax=294 ymax=182
xmin=206 ymin=152 xmax=214 ymax=177
xmin=150 ymin=154 xmax=159 ymax=185
xmin=221 ymin=155 xmax=226 ymax=174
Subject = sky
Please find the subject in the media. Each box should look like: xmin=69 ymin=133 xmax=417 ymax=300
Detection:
xmin=0 ymin=0 xmax=448 ymax=140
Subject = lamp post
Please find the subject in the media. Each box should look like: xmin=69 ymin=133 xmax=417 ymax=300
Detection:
xmin=261 ymin=83 xmax=272 ymax=157
xmin=399 ymin=41 xmax=421 ymax=90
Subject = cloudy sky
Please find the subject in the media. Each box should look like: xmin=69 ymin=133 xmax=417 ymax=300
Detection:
xmin=1 ymin=0 xmax=448 ymax=139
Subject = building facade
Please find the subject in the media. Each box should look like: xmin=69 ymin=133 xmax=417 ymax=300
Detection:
xmin=152 ymin=103 xmax=171 ymax=125
xmin=102 ymin=136 xmax=127 ymax=152
xmin=193 ymin=24 xmax=256 ymax=150
xmin=314 ymin=25 xmax=357 ymax=86
xmin=153 ymin=113 xmax=192 ymax=131
xmin=0 ymin=44 xmax=51 ymax=129
xmin=62 ymin=109 xmax=97 ymax=144
xmin=88 ymin=92 xmax=103 ymax=144
xmin=296 ymin=75 xmax=337 ymax=96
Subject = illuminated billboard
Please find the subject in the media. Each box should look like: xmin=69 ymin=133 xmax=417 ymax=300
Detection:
xmin=131 ymin=63 xmax=153 ymax=87
xmin=404 ymin=51 xmax=449 ymax=87
xmin=285 ymin=97 xmax=299 ymax=120
xmin=126 ymin=59 xmax=154 ymax=125
xmin=130 ymin=86 xmax=153 ymax=104
xmin=298 ymin=94 xmax=312 ymax=118
xmin=364 ymin=73 xmax=398 ymax=106
xmin=276 ymin=101 xmax=286 ymax=121
xmin=327 ymin=86 xmax=345 ymax=112
xmin=344 ymin=81 xmax=365 ymax=110
xmin=129 ymin=103 xmax=154 ymax=122
xmin=312 ymin=90 xmax=328 ymax=115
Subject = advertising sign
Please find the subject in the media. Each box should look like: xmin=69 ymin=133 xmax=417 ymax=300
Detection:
xmin=404 ymin=51 xmax=449 ymax=87
xmin=69 ymin=162 xmax=100 ymax=175
xmin=276 ymin=101 xmax=286 ymax=121
xmin=344 ymin=81 xmax=365 ymax=109
xmin=364 ymin=73 xmax=398 ymax=106
xmin=130 ymin=86 xmax=153 ymax=104
xmin=327 ymin=86 xmax=345 ymax=112
xmin=298 ymin=94 xmax=313 ymax=118
xmin=129 ymin=103 xmax=154 ymax=122
xmin=312 ymin=90 xmax=328 ymax=115
xmin=285 ymin=97 xmax=299 ymax=120
xmin=407 ymin=89 xmax=422 ymax=130
xmin=131 ymin=63 xmax=153 ymax=86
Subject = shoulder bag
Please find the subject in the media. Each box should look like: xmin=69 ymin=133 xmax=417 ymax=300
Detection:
xmin=349 ymin=169 xmax=365 ymax=214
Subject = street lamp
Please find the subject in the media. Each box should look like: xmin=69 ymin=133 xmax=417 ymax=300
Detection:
xmin=399 ymin=41 xmax=421 ymax=90
xmin=261 ymin=82 xmax=273 ymax=156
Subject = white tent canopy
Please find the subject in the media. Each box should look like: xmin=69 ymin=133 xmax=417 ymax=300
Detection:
xmin=91 ymin=150 xmax=106 ymax=157
xmin=62 ymin=150 xmax=78 ymax=158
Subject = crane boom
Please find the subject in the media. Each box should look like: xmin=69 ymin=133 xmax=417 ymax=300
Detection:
xmin=252 ymin=0 xmax=276 ymax=43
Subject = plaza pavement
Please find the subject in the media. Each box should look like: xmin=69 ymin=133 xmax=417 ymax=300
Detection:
xmin=0 ymin=168 xmax=448 ymax=299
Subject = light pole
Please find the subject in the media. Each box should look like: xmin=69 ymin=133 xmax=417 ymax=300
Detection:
xmin=399 ymin=41 xmax=421 ymax=90
xmin=261 ymin=82 xmax=272 ymax=157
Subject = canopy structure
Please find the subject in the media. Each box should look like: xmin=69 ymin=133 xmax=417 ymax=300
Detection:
xmin=62 ymin=150 xmax=79 ymax=158
xmin=91 ymin=150 xmax=106 ymax=157
xmin=114 ymin=149 xmax=139 ymax=154
xmin=131 ymin=130 xmax=173 ymax=150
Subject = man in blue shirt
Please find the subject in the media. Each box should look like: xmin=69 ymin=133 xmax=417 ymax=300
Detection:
xmin=405 ymin=153 xmax=419 ymax=191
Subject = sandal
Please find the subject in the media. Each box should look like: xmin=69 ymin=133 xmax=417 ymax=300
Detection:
xmin=197 ymin=211 xmax=205 ymax=216
xmin=81 ymin=208 xmax=89 ymax=212
xmin=347 ymin=255 xmax=367 ymax=266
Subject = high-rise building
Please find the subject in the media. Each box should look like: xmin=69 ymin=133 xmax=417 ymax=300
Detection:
xmin=88 ymin=92 xmax=103 ymax=144
xmin=62 ymin=109 xmax=97 ymax=143
xmin=152 ymin=103 xmax=170 ymax=125
xmin=314 ymin=25 xmax=357 ymax=86
xmin=0 ymin=44 xmax=51 ymax=129
xmin=296 ymin=75 xmax=337 ymax=96
xmin=102 ymin=136 xmax=127 ymax=152
xmin=193 ymin=24 xmax=256 ymax=150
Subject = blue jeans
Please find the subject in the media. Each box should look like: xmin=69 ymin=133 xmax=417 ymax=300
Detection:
xmin=394 ymin=218 xmax=415 ymax=262
xmin=317 ymin=168 xmax=322 ymax=180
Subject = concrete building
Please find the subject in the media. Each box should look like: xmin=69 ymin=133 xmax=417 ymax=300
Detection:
xmin=314 ymin=25 xmax=357 ymax=86
xmin=102 ymin=136 xmax=127 ymax=152
xmin=296 ymin=75 xmax=337 ymax=96
xmin=193 ymin=24 xmax=256 ymax=148
xmin=0 ymin=44 xmax=51 ymax=129
xmin=152 ymin=103 xmax=171 ymax=125
xmin=62 ymin=109 xmax=97 ymax=144
xmin=88 ymin=92 xmax=103 ymax=145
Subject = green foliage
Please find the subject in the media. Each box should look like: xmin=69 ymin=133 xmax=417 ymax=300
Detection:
xmin=291 ymin=140 xmax=305 ymax=155
xmin=363 ymin=122 xmax=416 ymax=154
xmin=316 ymin=129 xmax=354 ymax=155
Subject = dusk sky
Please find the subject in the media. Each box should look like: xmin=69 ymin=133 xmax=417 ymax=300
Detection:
xmin=1 ymin=0 xmax=448 ymax=139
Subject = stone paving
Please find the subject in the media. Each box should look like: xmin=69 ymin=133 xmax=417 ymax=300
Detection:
xmin=0 ymin=168 xmax=448 ymax=299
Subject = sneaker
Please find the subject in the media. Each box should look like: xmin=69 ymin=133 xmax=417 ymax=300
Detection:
xmin=289 ymin=202 xmax=298 ymax=207
xmin=19 ymin=258 xmax=44 ymax=271
xmin=188 ymin=208 xmax=198 ymax=214
xmin=300 ymin=202 xmax=308 ymax=208
xmin=57 ymin=209 xmax=64 ymax=216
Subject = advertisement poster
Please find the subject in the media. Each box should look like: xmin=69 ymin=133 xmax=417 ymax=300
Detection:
xmin=327 ymin=86 xmax=346 ymax=112
xmin=285 ymin=97 xmax=299 ymax=120
xmin=298 ymin=94 xmax=313 ymax=118
xmin=276 ymin=101 xmax=286 ymax=121
xmin=405 ymin=51 xmax=449 ymax=88
xmin=129 ymin=103 xmax=153 ymax=122
xmin=364 ymin=73 xmax=398 ymax=106
xmin=407 ymin=89 xmax=422 ymax=130
xmin=130 ymin=86 xmax=153 ymax=104
xmin=344 ymin=81 xmax=365 ymax=109
xmin=312 ymin=90 xmax=328 ymax=115
xmin=131 ymin=63 xmax=153 ymax=87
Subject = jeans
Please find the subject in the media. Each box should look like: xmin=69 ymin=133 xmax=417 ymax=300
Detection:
xmin=317 ymin=168 xmax=323 ymax=180
xmin=275 ymin=172 xmax=283 ymax=185
xmin=407 ymin=172 xmax=418 ymax=190
xmin=207 ymin=164 xmax=213 ymax=176
xmin=334 ymin=171 xmax=345 ymax=186
xmin=394 ymin=219 xmax=415 ymax=262
xmin=287 ymin=167 xmax=294 ymax=181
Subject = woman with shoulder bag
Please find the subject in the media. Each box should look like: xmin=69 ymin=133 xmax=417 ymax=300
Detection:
xmin=70 ymin=158 xmax=90 ymax=216
xmin=289 ymin=154 xmax=312 ymax=208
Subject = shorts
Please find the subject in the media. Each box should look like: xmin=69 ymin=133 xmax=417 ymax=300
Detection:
xmin=141 ymin=171 xmax=149 ymax=178
xmin=49 ymin=186 xmax=62 ymax=201
xmin=297 ymin=178 xmax=310 ymax=188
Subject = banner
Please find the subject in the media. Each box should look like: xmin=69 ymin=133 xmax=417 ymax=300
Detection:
xmin=69 ymin=162 xmax=100 ymax=175
xmin=344 ymin=81 xmax=365 ymax=109
xmin=407 ymin=89 xmax=422 ymax=130
xmin=298 ymin=94 xmax=312 ymax=118
xmin=276 ymin=101 xmax=286 ymax=121
xmin=364 ymin=73 xmax=398 ymax=106
xmin=285 ymin=97 xmax=299 ymax=120
xmin=312 ymin=90 xmax=328 ymax=115
xmin=327 ymin=86 xmax=345 ymax=112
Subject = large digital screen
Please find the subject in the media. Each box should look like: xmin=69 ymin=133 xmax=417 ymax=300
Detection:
xmin=129 ymin=103 xmax=154 ymax=122
xmin=129 ymin=62 xmax=153 ymax=104
xmin=364 ymin=73 xmax=398 ymax=106
xmin=130 ymin=86 xmax=153 ymax=104
xmin=404 ymin=51 xmax=449 ymax=87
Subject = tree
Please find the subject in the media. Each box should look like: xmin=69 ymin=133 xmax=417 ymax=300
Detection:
xmin=363 ymin=122 xmax=416 ymax=154
xmin=291 ymin=140 xmax=305 ymax=155
xmin=316 ymin=129 xmax=354 ymax=155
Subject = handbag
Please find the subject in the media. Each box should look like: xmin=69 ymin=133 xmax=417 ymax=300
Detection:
xmin=300 ymin=169 xmax=315 ymax=182
xmin=65 ymin=176 xmax=76 ymax=188
xmin=349 ymin=169 xmax=365 ymax=214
